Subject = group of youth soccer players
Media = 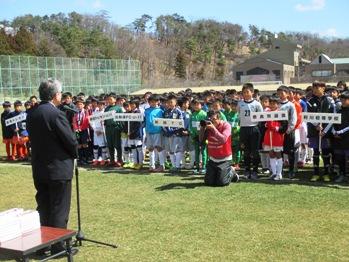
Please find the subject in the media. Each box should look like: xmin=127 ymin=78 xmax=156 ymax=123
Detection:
xmin=1 ymin=80 xmax=349 ymax=182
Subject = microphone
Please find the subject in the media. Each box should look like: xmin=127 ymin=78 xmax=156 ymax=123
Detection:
xmin=62 ymin=105 xmax=79 ymax=114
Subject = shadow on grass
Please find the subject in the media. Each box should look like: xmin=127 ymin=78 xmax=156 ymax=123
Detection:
xmin=99 ymin=169 xmax=149 ymax=175
xmin=0 ymin=158 xmax=31 ymax=166
xmin=181 ymin=176 xmax=205 ymax=181
xmin=1 ymin=159 xmax=348 ymax=190
xmin=240 ymin=177 xmax=349 ymax=190
xmin=155 ymin=182 xmax=206 ymax=191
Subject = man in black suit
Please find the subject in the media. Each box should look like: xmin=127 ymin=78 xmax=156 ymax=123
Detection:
xmin=27 ymin=79 xmax=78 ymax=255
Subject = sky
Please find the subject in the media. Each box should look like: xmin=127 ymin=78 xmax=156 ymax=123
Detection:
xmin=0 ymin=0 xmax=348 ymax=38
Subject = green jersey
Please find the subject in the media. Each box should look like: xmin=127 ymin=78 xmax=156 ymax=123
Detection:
xmin=104 ymin=105 xmax=123 ymax=128
xmin=224 ymin=110 xmax=240 ymax=139
xmin=189 ymin=110 xmax=207 ymax=137
xmin=219 ymin=111 xmax=227 ymax=122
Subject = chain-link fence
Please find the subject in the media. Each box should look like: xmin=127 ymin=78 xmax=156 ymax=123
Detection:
xmin=0 ymin=55 xmax=142 ymax=102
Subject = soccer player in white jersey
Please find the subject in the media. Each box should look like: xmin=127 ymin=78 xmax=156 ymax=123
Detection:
xmin=237 ymin=83 xmax=263 ymax=179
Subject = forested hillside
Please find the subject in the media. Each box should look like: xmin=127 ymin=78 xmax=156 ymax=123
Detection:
xmin=1 ymin=11 xmax=348 ymax=87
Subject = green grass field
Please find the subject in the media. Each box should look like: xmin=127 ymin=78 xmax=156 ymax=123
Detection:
xmin=0 ymin=160 xmax=349 ymax=261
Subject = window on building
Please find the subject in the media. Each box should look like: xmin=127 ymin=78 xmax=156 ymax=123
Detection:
xmin=272 ymin=70 xmax=281 ymax=80
xmin=318 ymin=56 xmax=322 ymax=64
xmin=311 ymin=70 xmax=332 ymax=77
xmin=236 ymin=71 xmax=243 ymax=81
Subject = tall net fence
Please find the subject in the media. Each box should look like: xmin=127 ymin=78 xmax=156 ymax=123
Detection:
xmin=0 ymin=55 xmax=142 ymax=101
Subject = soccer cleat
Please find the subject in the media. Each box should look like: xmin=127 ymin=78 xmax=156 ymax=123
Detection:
xmin=134 ymin=164 xmax=143 ymax=170
xmin=115 ymin=161 xmax=123 ymax=167
xmin=123 ymin=162 xmax=133 ymax=168
xmin=268 ymin=174 xmax=276 ymax=180
xmin=262 ymin=168 xmax=270 ymax=175
xmin=91 ymin=160 xmax=99 ymax=167
xmin=99 ymin=160 xmax=106 ymax=166
xmin=164 ymin=161 xmax=172 ymax=169
xmin=273 ymin=175 xmax=282 ymax=181
xmin=200 ymin=169 xmax=206 ymax=175
xmin=323 ymin=174 xmax=331 ymax=182
xmin=310 ymin=175 xmax=320 ymax=182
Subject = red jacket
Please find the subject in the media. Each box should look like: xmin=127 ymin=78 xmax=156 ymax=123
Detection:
xmin=207 ymin=121 xmax=232 ymax=159
xmin=72 ymin=110 xmax=90 ymax=131
xmin=263 ymin=109 xmax=285 ymax=147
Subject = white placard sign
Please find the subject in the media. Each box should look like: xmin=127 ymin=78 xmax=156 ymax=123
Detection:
xmin=5 ymin=114 xmax=26 ymax=126
xmin=154 ymin=118 xmax=184 ymax=128
xmin=302 ymin=112 xmax=341 ymax=124
xmin=113 ymin=113 xmax=144 ymax=122
xmin=251 ymin=111 xmax=288 ymax=122
xmin=89 ymin=111 xmax=115 ymax=123
xmin=192 ymin=121 xmax=200 ymax=130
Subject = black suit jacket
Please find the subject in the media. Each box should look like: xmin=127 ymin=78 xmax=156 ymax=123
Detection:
xmin=27 ymin=101 xmax=78 ymax=181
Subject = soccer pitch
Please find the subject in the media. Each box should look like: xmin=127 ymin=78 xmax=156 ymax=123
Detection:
xmin=0 ymin=162 xmax=348 ymax=261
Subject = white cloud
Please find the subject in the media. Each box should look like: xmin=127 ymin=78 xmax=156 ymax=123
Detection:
xmin=92 ymin=0 xmax=104 ymax=9
xmin=318 ymin=28 xmax=338 ymax=38
xmin=295 ymin=0 xmax=325 ymax=12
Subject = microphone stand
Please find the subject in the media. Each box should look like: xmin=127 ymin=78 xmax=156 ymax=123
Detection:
xmin=73 ymin=160 xmax=117 ymax=248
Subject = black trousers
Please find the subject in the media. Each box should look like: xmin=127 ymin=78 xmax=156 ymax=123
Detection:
xmin=283 ymin=131 xmax=298 ymax=173
xmin=205 ymin=159 xmax=232 ymax=186
xmin=106 ymin=127 xmax=122 ymax=162
xmin=240 ymin=126 xmax=260 ymax=172
xmin=34 ymin=179 xmax=72 ymax=229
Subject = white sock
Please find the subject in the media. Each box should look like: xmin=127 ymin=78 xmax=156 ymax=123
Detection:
xmin=137 ymin=146 xmax=144 ymax=164
xmin=170 ymin=153 xmax=175 ymax=166
xmin=299 ymin=146 xmax=307 ymax=163
xmin=175 ymin=152 xmax=183 ymax=168
xmin=93 ymin=148 xmax=99 ymax=161
xmin=158 ymin=150 xmax=165 ymax=167
xmin=101 ymin=147 xmax=107 ymax=160
xmin=105 ymin=147 xmax=110 ymax=159
xmin=276 ymin=158 xmax=283 ymax=176
xmin=260 ymin=152 xmax=269 ymax=169
xmin=270 ymin=158 xmax=277 ymax=175
xmin=123 ymin=151 xmax=130 ymax=162
xmin=155 ymin=150 xmax=159 ymax=162
xmin=307 ymin=147 xmax=313 ymax=160
xmin=190 ymin=150 xmax=196 ymax=166
xmin=181 ymin=152 xmax=186 ymax=166
xmin=149 ymin=151 xmax=155 ymax=168
xmin=132 ymin=148 xmax=138 ymax=164
xmin=129 ymin=149 xmax=133 ymax=162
